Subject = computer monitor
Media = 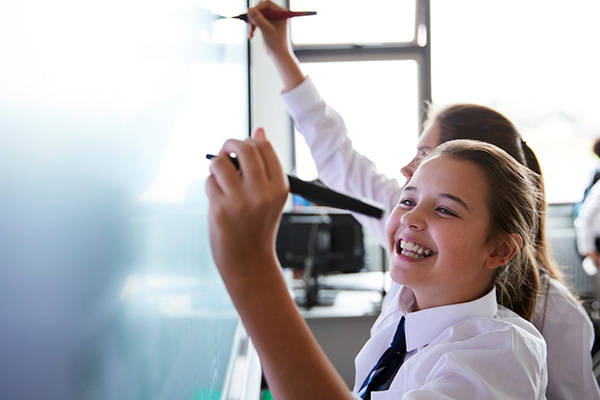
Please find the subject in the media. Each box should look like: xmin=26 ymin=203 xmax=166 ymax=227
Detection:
xmin=276 ymin=211 xmax=367 ymax=308
xmin=276 ymin=211 xmax=366 ymax=276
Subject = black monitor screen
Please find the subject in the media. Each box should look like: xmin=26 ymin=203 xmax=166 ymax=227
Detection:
xmin=276 ymin=212 xmax=365 ymax=275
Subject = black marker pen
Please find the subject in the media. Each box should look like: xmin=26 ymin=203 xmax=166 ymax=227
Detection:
xmin=206 ymin=154 xmax=384 ymax=219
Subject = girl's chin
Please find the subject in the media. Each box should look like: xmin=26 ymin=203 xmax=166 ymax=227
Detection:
xmin=389 ymin=265 xmax=413 ymax=286
xmin=389 ymin=258 xmax=432 ymax=285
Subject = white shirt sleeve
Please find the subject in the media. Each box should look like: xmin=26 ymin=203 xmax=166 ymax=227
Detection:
xmin=534 ymin=277 xmax=600 ymax=400
xmin=281 ymin=77 xmax=404 ymax=249
xmin=575 ymin=180 xmax=600 ymax=255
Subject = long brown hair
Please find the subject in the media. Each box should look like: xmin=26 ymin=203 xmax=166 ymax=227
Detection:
xmin=429 ymin=104 xmax=564 ymax=283
xmin=520 ymin=140 xmax=563 ymax=282
xmin=429 ymin=140 xmax=542 ymax=320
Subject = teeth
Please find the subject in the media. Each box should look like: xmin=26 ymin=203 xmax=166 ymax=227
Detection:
xmin=399 ymin=239 xmax=433 ymax=259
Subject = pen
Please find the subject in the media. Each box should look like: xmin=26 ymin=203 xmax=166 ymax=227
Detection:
xmin=206 ymin=154 xmax=384 ymax=219
xmin=231 ymin=10 xmax=317 ymax=22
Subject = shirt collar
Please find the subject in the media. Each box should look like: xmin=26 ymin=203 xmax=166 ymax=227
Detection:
xmin=388 ymin=286 xmax=499 ymax=352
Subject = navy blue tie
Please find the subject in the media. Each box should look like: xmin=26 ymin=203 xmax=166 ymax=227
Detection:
xmin=358 ymin=317 xmax=406 ymax=399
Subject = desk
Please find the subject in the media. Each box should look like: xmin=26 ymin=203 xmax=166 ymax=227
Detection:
xmin=294 ymin=271 xmax=391 ymax=388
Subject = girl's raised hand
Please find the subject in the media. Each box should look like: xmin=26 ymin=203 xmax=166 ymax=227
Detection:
xmin=246 ymin=1 xmax=306 ymax=91
xmin=205 ymin=128 xmax=289 ymax=282
xmin=247 ymin=1 xmax=290 ymax=58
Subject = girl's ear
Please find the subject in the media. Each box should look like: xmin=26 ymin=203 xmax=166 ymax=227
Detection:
xmin=486 ymin=233 xmax=522 ymax=270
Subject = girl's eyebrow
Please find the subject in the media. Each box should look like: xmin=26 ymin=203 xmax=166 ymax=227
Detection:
xmin=440 ymin=193 xmax=470 ymax=211
xmin=403 ymin=186 xmax=470 ymax=211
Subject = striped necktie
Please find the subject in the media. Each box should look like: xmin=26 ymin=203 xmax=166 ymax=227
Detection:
xmin=358 ymin=316 xmax=406 ymax=399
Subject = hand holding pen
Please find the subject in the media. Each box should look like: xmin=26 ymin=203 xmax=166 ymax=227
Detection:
xmin=205 ymin=129 xmax=292 ymax=271
xmin=245 ymin=1 xmax=309 ymax=91
xmin=245 ymin=1 xmax=311 ymax=41
xmin=207 ymin=130 xmax=384 ymax=219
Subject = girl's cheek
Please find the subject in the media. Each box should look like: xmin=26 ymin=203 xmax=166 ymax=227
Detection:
xmin=385 ymin=208 xmax=402 ymax=244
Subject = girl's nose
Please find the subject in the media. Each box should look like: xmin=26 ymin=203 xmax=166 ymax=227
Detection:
xmin=401 ymin=206 xmax=425 ymax=230
xmin=401 ymin=157 xmax=418 ymax=181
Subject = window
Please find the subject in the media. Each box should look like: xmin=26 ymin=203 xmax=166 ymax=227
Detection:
xmin=430 ymin=0 xmax=600 ymax=204
xmin=289 ymin=0 xmax=430 ymax=183
xmin=294 ymin=60 xmax=420 ymax=181
xmin=290 ymin=0 xmax=416 ymax=45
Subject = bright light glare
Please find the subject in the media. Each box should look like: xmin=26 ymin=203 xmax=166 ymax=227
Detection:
xmin=0 ymin=0 xmax=248 ymax=203
xmin=139 ymin=63 xmax=247 ymax=203
xmin=431 ymin=0 xmax=600 ymax=203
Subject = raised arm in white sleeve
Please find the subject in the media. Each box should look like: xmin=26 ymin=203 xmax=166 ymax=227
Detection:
xmin=281 ymin=77 xmax=404 ymax=249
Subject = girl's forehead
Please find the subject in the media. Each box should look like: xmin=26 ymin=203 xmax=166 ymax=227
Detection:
xmin=414 ymin=155 xmax=488 ymax=192
xmin=418 ymin=122 xmax=443 ymax=149
xmin=417 ymin=153 xmax=467 ymax=174
xmin=411 ymin=155 xmax=491 ymax=214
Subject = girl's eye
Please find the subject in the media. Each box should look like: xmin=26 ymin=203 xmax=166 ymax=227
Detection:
xmin=416 ymin=149 xmax=430 ymax=160
xmin=437 ymin=207 xmax=457 ymax=217
xmin=400 ymin=198 xmax=415 ymax=207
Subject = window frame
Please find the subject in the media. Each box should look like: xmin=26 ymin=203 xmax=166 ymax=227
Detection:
xmin=287 ymin=0 xmax=432 ymax=170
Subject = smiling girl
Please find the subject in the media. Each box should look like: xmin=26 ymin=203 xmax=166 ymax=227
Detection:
xmin=206 ymin=132 xmax=546 ymax=399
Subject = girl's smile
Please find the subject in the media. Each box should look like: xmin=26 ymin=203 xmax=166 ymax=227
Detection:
xmin=395 ymin=238 xmax=435 ymax=260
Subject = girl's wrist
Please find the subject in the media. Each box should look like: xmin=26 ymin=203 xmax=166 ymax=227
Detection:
xmin=268 ymin=43 xmax=294 ymax=65
xmin=273 ymin=53 xmax=305 ymax=91
xmin=218 ymin=248 xmax=280 ymax=287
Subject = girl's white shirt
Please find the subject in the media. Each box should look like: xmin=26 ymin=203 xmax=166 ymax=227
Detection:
xmin=282 ymin=76 xmax=600 ymax=399
xmin=575 ymin=180 xmax=600 ymax=256
xmin=352 ymin=286 xmax=546 ymax=399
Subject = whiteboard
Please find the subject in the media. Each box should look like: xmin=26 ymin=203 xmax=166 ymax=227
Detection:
xmin=0 ymin=1 xmax=249 ymax=398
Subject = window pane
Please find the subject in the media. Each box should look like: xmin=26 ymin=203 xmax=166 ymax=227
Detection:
xmin=431 ymin=0 xmax=600 ymax=204
xmin=295 ymin=60 xmax=419 ymax=185
xmin=290 ymin=0 xmax=416 ymax=45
